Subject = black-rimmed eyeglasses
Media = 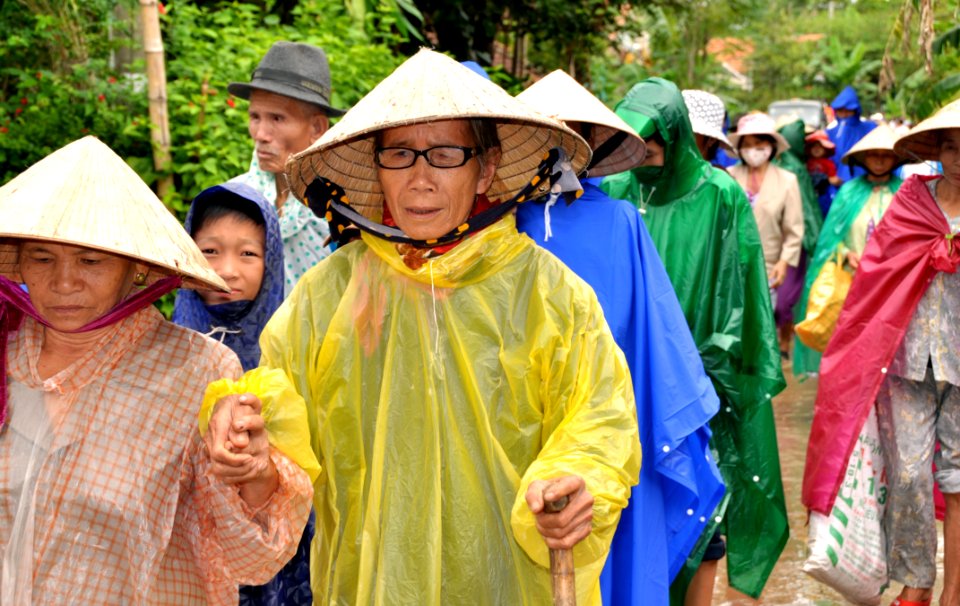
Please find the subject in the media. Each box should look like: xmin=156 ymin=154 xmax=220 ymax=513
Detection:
xmin=375 ymin=146 xmax=481 ymax=169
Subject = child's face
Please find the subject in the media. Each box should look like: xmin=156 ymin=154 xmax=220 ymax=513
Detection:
xmin=808 ymin=142 xmax=827 ymax=158
xmin=194 ymin=215 xmax=266 ymax=305
xmin=862 ymin=151 xmax=898 ymax=176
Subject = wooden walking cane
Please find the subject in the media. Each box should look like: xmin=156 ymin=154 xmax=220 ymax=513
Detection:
xmin=543 ymin=493 xmax=576 ymax=606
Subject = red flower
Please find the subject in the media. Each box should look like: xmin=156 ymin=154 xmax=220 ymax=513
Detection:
xmin=158 ymin=2 xmax=166 ymax=15
xmin=0 ymin=127 xmax=8 ymax=134
xmin=14 ymin=108 xmax=22 ymax=116
xmin=35 ymin=72 xmax=42 ymax=79
xmin=97 ymin=93 xmax=106 ymax=102
xmin=19 ymin=98 xmax=27 ymax=105
xmin=108 ymin=76 xmax=117 ymax=84
xmin=226 ymin=98 xmax=236 ymax=108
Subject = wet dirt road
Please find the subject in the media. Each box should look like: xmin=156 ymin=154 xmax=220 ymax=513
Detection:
xmin=711 ymin=363 xmax=945 ymax=605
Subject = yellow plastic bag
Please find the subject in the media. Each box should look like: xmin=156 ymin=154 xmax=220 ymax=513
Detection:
xmin=796 ymin=252 xmax=853 ymax=352
xmin=199 ymin=367 xmax=321 ymax=482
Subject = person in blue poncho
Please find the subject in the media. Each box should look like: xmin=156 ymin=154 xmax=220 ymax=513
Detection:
xmin=516 ymin=69 xmax=725 ymax=606
xmin=826 ymin=85 xmax=877 ymax=184
xmin=172 ymin=182 xmax=314 ymax=606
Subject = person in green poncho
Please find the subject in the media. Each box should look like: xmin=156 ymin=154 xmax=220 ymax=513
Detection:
xmin=602 ymin=78 xmax=788 ymax=605
xmin=773 ymin=118 xmax=824 ymax=359
xmin=793 ymin=123 xmax=905 ymax=377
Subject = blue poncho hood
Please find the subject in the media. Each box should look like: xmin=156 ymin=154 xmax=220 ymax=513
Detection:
xmin=830 ymin=85 xmax=863 ymax=114
xmin=827 ymin=86 xmax=877 ymax=181
xmin=172 ymin=182 xmax=283 ymax=370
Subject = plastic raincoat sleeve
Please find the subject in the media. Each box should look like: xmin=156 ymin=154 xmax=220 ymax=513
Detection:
xmin=509 ymin=319 xmax=641 ymax=570
xmin=186 ymin=433 xmax=316 ymax=586
xmin=0 ymin=308 xmax=314 ymax=604
xmin=780 ymin=172 xmax=805 ymax=267
xmin=199 ymin=367 xmax=322 ymax=483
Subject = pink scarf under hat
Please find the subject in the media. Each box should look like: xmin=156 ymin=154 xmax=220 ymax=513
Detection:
xmin=0 ymin=274 xmax=181 ymax=428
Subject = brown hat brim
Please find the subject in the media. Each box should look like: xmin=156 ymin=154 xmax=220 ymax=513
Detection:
xmin=894 ymin=99 xmax=960 ymax=162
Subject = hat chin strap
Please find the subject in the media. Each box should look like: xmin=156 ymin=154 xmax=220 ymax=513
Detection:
xmin=587 ymin=131 xmax=628 ymax=172
xmin=307 ymin=148 xmax=572 ymax=248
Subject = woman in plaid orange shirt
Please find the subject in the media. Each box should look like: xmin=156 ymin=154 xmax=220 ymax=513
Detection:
xmin=0 ymin=137 xmax=315 ymax=605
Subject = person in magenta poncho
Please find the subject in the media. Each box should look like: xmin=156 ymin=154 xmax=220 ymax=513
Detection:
xmin=803 ymin=100 xmax=960 ymax=606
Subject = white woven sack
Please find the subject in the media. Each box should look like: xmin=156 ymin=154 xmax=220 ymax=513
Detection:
xmin=803 ymin=406 xmax=888 ymax=605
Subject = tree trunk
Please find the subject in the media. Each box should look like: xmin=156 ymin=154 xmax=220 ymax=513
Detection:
xmin=139 ymin=0 xmax=174 ymax=205
xmin=919 ymin=0 xmax=935 ymax=76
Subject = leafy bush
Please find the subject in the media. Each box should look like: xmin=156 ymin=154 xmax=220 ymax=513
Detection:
xmin=0 ymin=0 xmax=406 ymax=214
xmin=0 ymin=0 xmax=147 ymax=182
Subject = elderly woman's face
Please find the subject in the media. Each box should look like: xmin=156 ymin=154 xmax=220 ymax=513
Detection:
xmin=941 ymin=128 xmax=960 ymax=188
xmin=377 ymin=120 xmax=498 ymax=240
xmin=18 ymin=242 xmax=139 ymax=332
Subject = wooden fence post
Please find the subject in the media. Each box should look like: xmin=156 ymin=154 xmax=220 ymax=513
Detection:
xmin=139 ymin=0 xmax=174 ymax=205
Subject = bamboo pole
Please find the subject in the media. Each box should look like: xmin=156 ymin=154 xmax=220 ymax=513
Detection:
xmin=139 ymin=0 xmax=174 ymax=204
xmin=543 ymin=493 xmax=576 ymax=606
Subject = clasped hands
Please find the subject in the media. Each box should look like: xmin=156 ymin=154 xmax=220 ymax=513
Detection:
xmin=204 ymin=393 xmax=279 ymax=509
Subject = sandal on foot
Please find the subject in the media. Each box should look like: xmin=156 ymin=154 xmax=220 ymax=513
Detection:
xmin=891 ymin=598 xmax=932 ymax=606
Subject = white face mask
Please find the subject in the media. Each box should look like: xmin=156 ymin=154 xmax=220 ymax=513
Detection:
xmin=741 ymin=145 xmax=773 ymax=168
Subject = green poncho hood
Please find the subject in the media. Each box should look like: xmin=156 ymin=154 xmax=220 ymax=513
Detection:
xmin=778 ymin=119 xmax=806 ymax=158
xmin=603 ymin=78 xmax=713 ymax=208
xmin=775 ymin=119 xmax=823 ymax=252
xmin=602 ymin=80 xmax=788 ymax=601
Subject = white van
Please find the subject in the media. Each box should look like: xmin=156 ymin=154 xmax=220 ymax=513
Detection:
xmin=767 ymin=99 xmax=826 ymax=132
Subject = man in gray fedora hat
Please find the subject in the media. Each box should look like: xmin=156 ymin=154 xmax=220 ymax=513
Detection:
xmin=229 ymin=41 xmax=345 ymax=296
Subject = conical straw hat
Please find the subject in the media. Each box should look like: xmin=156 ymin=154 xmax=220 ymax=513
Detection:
xmin=286 ymin=48 xmax=591 ymax=220
xmin=0 ymin=136 xmax=227 ymax=291
xmin=894 ymin=98 xmax=960 ymax=162
xmin=842 ymin=123 xmax=905 ymax=166
xmin=516 ymin=70 xmax=645 ymax=177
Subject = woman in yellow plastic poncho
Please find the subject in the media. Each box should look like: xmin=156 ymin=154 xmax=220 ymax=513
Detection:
xmin=205 ymin=48 xmax=641 ymax=604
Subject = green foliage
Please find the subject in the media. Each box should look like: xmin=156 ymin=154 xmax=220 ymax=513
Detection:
xmin=809 ymin=39 xmax=883 ymax=99
xmin=151 ymin=0 xmax=407 ymax=213
xmin=0 ymin=1 xmax=146 ymax=183
xmin=0 ymin=62 xmax=152 ymax=184
xmin=345 ymin=0 xmax=424 ymax=42
xmin=884 ymin=49 xmax=960 ymax=120
xmin=522 ymin=0 xmax=624 ymax=79
xmin=588 ymin=2 xmax=760 ymax=114
xmin=933 ymin=24 xmax=960 ymax=54
xmin=0 ymin=0 xmax=407 ymax=212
